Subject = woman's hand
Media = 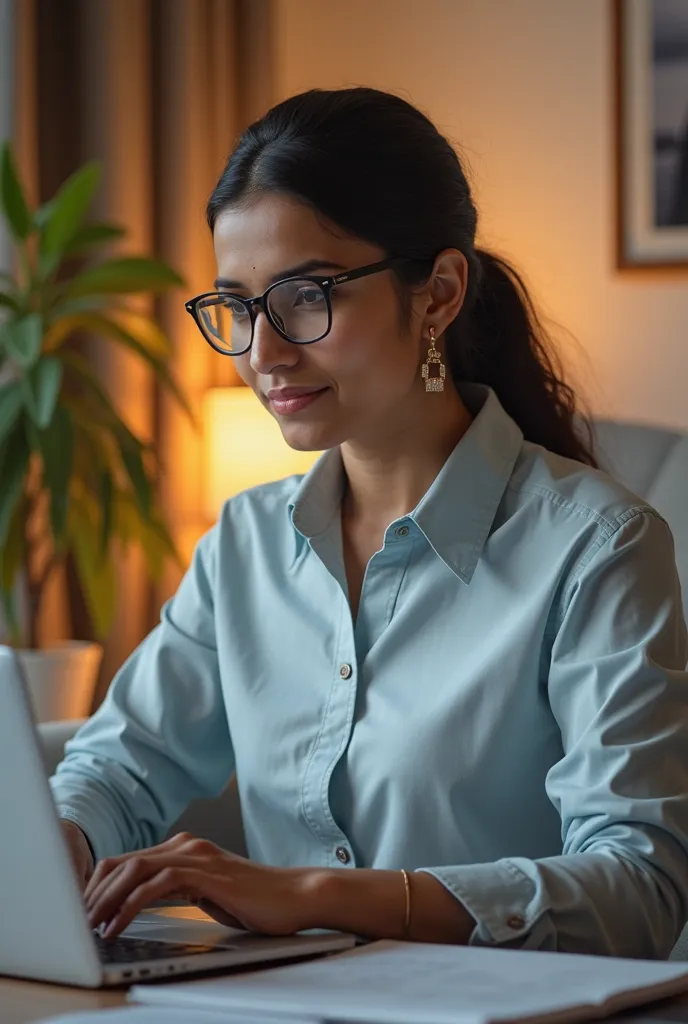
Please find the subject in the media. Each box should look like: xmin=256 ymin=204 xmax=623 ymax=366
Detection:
xmin=85 ymin=832 xmax=475 ymax=945
xmin=84 ymin=832 xmax=320 ymax=939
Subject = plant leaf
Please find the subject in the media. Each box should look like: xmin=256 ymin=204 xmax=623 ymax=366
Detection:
xmin=59 ymin=350 xmax=157 ymax=514
xmin=141 ymin=513 xmax=184 ymax=576
xmin=42 ymin=315 xmax=83 ymax=353
xmin=116 ymin=425 xmax=152 ymax=518
xmin=1 ymin=313 xmax=43 ymax=369
xmin=64 ymin=222 xmax=125 ymax=255
xmin=59 ymin=348 xmax=133 ymax=431
xmin=100 ymin=310 xmax=172 ymax=358
xmin=47 ymin=296 xmax=110 ymax=321
xmin=69 ymin=491 xmax=116 ymax=638
xmin=43 ymin=302 xmax=111 ymax=350
xmin=48 ymin=309 xmax=195 ymax=424
xmin=46 ymin=309 xmax=170 ymax=359
xmin=65 ymin=257 xmax=184 ymax=298
xmin=0 ymin=492 xmax=26 ymax=593
xmin=22 ymin=357 xmax=63 ymax=428
xmin=38 ymin=403 xmax=74 ymax=543
xmin=39 ymin=162 xmax=101 ymax=274
xmin=0 ymin=143 xmax=31 ymax=241
xmin=114 ymin=491 xmax=183 ymax=577
xmin=0 ymin=292 xmax=21 ymax=312
xmin=0 ymin=381 xmax=24 ymax=446
xmin=63 ymin=394 xmax=121 ymax=481
xmin=0 ymin=420 xmax=30 ymax=549
xmin=33 ymin=199 xmax=57 ymax=230
xmin=0 ymin=586 xmax=21 ymax=646
xmin=99 ymin=468 xmax=113 ymax=557
xmin=99 ymin=312 xmax=196 ymax=422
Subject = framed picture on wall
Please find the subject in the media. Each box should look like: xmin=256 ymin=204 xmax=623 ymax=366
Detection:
xmin=616 ymin=0 xmax=688 ymax=266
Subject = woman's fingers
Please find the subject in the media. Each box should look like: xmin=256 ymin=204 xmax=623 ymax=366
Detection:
xmin=87 ymin=852 xmax=199 ymax=928
xmin=85 ymin=844 xmax=169 ymax=905
xmin=86 ymin=858 xmax=135 ymax=919
xmin=100 ymin=866 xmax=203 ymax=938
xmin=87 ymin=857 xmax=158 ymax=928
xmin=84 ymin=832 xmax=204 ymax=903
xmin=84 ymin=855 xmax=122 ymax=904
xmin=82 ymin=839 xmax=300 ymax=940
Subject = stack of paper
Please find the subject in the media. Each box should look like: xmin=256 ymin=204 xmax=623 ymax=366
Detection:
xmin=40 ymin=1013 xmax=246 ymax=1024
xmin=121 ymin=940 xmax=688 ymax=1024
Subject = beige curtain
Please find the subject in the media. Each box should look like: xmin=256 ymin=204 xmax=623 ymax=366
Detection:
xmin=13 ymin=0 xmax=275 ymax=700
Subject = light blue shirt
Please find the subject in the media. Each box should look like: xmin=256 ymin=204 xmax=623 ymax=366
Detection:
xmin=51 ymin=384 xmax=688 ymax=958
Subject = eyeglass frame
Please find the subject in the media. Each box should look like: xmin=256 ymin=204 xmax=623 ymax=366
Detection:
xmin=184 ymin=255 xmax=414 ymax=356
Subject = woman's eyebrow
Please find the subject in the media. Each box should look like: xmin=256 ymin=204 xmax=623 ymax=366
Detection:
xmin=214 ymin=259 xmax=348 ymax=290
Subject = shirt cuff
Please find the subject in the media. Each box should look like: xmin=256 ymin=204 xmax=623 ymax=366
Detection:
xmin=416 ymin=860 xmax=543 ymax=945
xmin=50 ymin=776 xmax=127 ymax=864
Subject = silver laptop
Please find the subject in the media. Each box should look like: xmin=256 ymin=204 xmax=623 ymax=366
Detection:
xmin=0 ymin=645 xmax=356 ymax=987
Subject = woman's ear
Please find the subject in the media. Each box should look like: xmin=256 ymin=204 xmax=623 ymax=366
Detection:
xmin=422 ymin=249 xmax=468 ymax=336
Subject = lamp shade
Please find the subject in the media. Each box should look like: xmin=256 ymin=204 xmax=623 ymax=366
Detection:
xmin=202 ymin=387 xmax=322 ymax=520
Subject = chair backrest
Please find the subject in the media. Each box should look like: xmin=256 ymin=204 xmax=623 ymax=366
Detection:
xmin=594 ymin=420 xmax=688 ymax=960
xmin=593 ymin=420 xmax=688 ymax=620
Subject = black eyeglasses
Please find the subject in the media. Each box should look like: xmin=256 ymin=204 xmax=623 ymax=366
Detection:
xmin=185 ymin=256 xmax=410 ymax=356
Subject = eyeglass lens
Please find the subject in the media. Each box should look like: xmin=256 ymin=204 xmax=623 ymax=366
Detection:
xmin=198 ymin=279 xmax=329 ymax=354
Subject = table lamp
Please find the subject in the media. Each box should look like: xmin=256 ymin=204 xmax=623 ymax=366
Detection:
xmin=202 ymin=386 xmax=322 ymax=520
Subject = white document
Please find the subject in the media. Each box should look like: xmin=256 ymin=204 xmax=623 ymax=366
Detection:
xmin=130 ymin=940 xmax=688 ymax=1024
xmin=38 ymin=1008 xmax=315 ymax=1024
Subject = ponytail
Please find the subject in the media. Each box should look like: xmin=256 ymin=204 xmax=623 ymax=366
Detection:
xmin=446 ymin=250 xmax=597 ymax=468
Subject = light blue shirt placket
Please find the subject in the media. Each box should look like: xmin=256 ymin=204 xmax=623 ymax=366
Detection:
xmin=297 ymin=510 xmax=418 ymax=869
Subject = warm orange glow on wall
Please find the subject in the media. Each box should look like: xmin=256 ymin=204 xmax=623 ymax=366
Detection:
xmin=202 ymin=387 xmax=322 ymax=520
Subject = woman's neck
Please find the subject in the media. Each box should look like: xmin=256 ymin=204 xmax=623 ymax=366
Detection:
xmin=340 ymin=390 xmax=473 ymax=526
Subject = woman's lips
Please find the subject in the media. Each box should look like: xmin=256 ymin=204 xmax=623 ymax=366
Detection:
xmin=268 ymin=388 xmax=329 ymax=414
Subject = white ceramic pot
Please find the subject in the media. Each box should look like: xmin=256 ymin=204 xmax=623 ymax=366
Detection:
xmin=15 ymin=641 xmax=103 ymax=723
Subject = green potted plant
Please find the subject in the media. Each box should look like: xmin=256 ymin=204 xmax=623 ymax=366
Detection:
xmin=0 ymin=142 xmax=192 ymax=721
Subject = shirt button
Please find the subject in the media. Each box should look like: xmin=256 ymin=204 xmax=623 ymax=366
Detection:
xmin=395 ymin=525 xmax=409 ymax=537
xmin=339 ymin=663 xmax=353 ymax=679
xmin=336 ymin=846 xmax=351 ymax=864
xmin=506 ymin=914 xmax=525 ymax=930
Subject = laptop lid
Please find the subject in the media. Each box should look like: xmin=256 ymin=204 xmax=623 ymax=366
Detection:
xmin=0 ymin=646 xmax=103 ymax=987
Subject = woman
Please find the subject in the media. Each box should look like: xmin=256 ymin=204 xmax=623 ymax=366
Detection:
xmin=55 ymin=87 xmax=688 ymax=958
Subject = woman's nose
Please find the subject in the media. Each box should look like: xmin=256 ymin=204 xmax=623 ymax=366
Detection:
xmin=249 ymin=309 xmax=300 ymax=376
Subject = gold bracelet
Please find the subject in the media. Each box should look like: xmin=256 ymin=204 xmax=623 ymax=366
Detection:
xmin=400 ymin=868 xmax=411 ymax=940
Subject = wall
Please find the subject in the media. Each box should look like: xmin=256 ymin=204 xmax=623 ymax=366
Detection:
xmin=272 ymin=0 xmax=688 ymax=430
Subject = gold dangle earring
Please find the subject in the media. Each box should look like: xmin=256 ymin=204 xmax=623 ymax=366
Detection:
xmin=421 ymin=326 xmax=446 ymax=393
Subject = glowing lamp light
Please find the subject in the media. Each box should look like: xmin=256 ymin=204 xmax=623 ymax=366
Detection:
xmin=202 ymin=387 xmax=322 ymax=520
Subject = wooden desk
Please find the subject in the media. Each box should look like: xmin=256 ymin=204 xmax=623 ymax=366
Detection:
xmin=4 ymin=916 xmax=688 ymax=1024
xmin=1 ymin=976 xmax=126 ymax=1024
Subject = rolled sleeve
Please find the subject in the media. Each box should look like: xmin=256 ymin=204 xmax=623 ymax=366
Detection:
xmin=50 ymin=527 xmax=235 ymax=863
xmin=418 ymin=861 xmax=539 ymax=945
xmin=419 ymin=509 xmax=688 ymax=957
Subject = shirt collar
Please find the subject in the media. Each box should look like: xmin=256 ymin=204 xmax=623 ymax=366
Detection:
xmin=287 ymin=384 xmax=524 ymax=583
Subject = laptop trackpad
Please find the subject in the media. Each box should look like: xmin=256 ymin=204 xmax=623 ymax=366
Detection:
xmin=123 ymin=907 xmax=244 ymax=949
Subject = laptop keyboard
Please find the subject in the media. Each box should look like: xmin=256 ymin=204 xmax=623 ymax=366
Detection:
xmin=94 ymin=932 xmax=220 ymax=964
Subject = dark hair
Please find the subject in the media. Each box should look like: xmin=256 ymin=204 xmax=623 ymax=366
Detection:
xmin=207 ymin=87 xmax=597 ymax=467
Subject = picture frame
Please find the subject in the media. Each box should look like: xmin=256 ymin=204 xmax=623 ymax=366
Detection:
xmin=616 ymin=0 xmax=688 ymax=267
